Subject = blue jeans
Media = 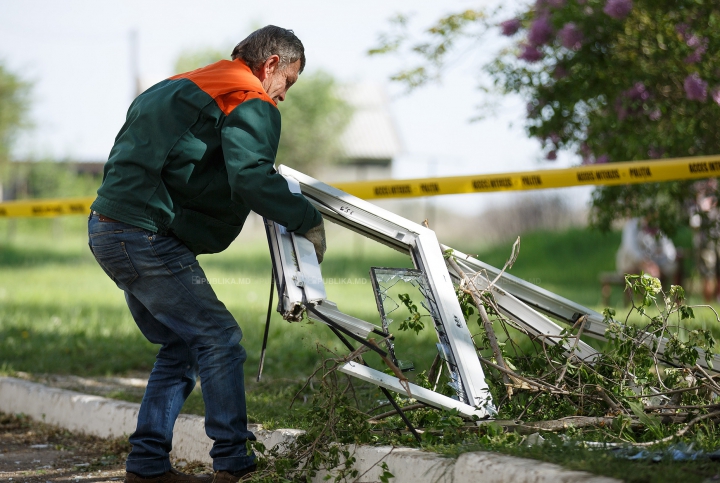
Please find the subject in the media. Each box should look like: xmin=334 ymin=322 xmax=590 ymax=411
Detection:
xmin=87 ymin=213 xmax=255 ymax=476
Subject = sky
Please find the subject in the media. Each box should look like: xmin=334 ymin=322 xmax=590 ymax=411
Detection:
xmin=0 ymin=0 xmax=589 ymax=214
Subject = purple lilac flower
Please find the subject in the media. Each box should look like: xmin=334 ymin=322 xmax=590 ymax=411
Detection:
xmin=684 ymin=73 xmax=708 ymax=101
xmin=647 ymin=147 xmax=664 ymax=159
xmin=528 ymin=14 xmax=553 ymax=46
xmin=675 ymin=23 xmax=689 ymax=37
xmin=687 ymin=34 xmax=702 ymax=48
xmin=596 ymin=154 xmax=609 ymax=164
xmin=500 ymin=18 xmax=522 ymax=36
xmin=684 ymin=36 xmax=708 ymax=64
xmin=603 ymin=0 xmax=633 ymax=20
xmin=626 ymin=82 xmax=650 ymax=101
xmin=615 ymin=82 xmax=650 ymax=120
xmin=546 ymin=0 xmax=566 ymax=7
xmin=685 ymin=51 xmax=703 ymax=64
xmin=580 ymin=142 xmax=592 ymax=158
xmin=553 ymin=65 xmax=569 ymax=79
xmin=558 ymin=22 xmax=583 ymax=50
xmin=519 ymin=44 xmax=543 ymax=62
xmin=615 ymin=105 xmax=628 ymax=121
xmin=648 ymin=108 xmax=661 ymax=121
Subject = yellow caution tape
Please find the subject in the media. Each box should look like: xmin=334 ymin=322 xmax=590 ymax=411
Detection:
xmin=1 ymin=155 xmax=720 ymax=218
xmin=0 ymin=197 xmax=94 ymax=218
xmin=333 ymin=154 xmax=720 ymax=200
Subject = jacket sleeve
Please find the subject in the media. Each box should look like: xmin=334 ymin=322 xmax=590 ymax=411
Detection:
xmin=221 ymin=97 xmax=321 ymax=234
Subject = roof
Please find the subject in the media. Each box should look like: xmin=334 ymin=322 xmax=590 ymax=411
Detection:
xmin=338 ymin=83 xmax=403 ymax=165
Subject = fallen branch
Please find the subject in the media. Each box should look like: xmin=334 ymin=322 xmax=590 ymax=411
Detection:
xmin=623 ymin=385 xmax=707 ymax=399
xmin=595 ymin=386 xmax=622 ymax=413
xmin=447 ymin=254 xmax=514 ymax=397
xmin=366 ymin=338 xmax=412 ymax=397
xmin=555 ymin=315 xmax=587 ymax=386
xmin=368 ymin=403 xmax=428 ymax=423
xmin=477 ymin=356 xmax=571 ymax=394
xmin=634 ymin=410 xmax=720 ymax=447
xmin=514 ymin=416 xmax=617 ymax=433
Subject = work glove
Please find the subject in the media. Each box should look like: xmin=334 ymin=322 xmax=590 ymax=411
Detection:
xmin=303 ymin=218 xmax=327 ymax=263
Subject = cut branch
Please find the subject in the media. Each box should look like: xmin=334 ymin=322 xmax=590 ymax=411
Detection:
xmin=447 ymin=254 xmax=514 ymax=397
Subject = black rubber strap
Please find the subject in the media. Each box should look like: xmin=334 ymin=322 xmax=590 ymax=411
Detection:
xmin=256 ymin=269 xmax=275 ymax=382
xmin=306 ymin=305 xmax=388 ymax=359
xmin=322 ymin=320 xmax=422 ymax=442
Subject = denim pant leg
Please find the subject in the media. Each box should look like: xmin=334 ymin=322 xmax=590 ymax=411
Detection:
xmin=125 ymin=292 xmax=199 ymax=476
xmin=87 ymin=214 xmax=255 ymax=475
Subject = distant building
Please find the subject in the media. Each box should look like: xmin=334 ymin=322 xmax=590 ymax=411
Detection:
xmin=319 ymin=83 xmax=403 ymax=183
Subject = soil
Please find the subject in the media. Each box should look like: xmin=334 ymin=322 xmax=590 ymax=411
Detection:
xmin=0 ymin=412 xmax=211 ymax=483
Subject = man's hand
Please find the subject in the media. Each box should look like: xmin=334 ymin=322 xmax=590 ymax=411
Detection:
xmin=303 ymin=218 xmax=327 ymax=263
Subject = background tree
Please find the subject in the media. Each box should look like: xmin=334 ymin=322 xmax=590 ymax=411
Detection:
xmin=371 ymin=1 xmax=720 ymax=236
xmin=174 ymin=47 xmax=227 ymax=74
xmin=0 ymin=61 xmax=31 ymax=197
xmin=174 ymin=47 xmax=352 ymax=174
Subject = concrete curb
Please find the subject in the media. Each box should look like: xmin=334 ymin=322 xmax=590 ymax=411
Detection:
xmin=0 ymin=377 xmax=302 ymax=464
xmin=0 ymin=377 xmax=620 ymax=482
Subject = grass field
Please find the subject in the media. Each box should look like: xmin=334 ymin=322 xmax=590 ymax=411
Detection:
xmin=0 ymin=215 xmax=421 ymax=423
xmin=2 ymin=214 xmax=720 ymax=481
xmin=0 ymin=216 xmax=716 ymax=410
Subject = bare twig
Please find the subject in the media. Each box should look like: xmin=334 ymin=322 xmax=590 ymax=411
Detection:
xmin=555 ymin=315 xmax=587 ymax=386
xmin=516 ymin=392 xmax=544 ymax=420
xmin=595 ymin=386 xmax=623 ymax=413
xmin=644 ymin=403 xmax=720 ymax=411
xmin=634 ymin=410 xmax=720 ymax=447
xmin=368 ymin=403 xmax=428 ymax=422
xmin=478 ymin=356 xmax=570 ymax=394
xmin=427 ymin=353 xmax=443 ymax=392
xmin=366 ymin=338 xmax=412 ymax=397
xmin=623 ymin=385 xmax=707 ymax=399
xmin=485 ymin=236 xmax=521 ymax=290
xmin=695 ymin=363 xmax=720 ymax=393
xmin=447 ymin=254 xmax=514 ymax=397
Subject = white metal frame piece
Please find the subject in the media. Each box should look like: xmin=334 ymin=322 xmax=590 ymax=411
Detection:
xmin=265 ymin=166 xmax=495 ymax=419
xmin=445 ymin=245 xmax=720 ymax=374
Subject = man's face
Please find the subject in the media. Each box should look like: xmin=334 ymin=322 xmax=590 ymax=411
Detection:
xmin=257 ymin=56 xmax=301 ymax=103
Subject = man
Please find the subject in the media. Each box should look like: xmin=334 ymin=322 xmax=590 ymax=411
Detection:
xmin=690 ymin=179 xmax=720 ymax=302
xmin=616 ymin=217 xmax=677 ymax=282
xmin=88 ymin=26 xmax=326 ymax=483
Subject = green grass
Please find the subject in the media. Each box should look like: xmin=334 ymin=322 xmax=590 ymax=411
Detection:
xmin=1 ymin=218 xmax=716 ymax=392
xmin=467 ymin=226 xmax=621 ymax=307
xmin=0 ymin=216 xmax=416 ymax=423
xmin=2 ymin=216 xmax=719 ymax=481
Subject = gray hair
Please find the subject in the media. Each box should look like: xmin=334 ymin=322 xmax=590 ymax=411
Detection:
xmin=231 ymin=25 xmax=306 ymax=74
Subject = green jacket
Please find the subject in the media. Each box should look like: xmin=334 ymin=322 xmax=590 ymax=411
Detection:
xmin=91 ymin=59 xmax=321 ymax=254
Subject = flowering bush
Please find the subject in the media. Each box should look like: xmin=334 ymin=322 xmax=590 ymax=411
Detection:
xmin=372 ymin=0 xmax=720 ymax=235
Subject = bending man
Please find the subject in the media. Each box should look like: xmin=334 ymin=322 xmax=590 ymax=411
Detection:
xmin=88 ymin=25 xmax=325 ymax=483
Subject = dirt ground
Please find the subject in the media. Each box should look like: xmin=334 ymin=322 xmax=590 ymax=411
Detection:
xmin=0 ymin=412 xmax=211 ymax=483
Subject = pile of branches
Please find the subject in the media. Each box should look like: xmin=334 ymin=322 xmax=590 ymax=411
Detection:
xmin=247 ymin=240 xmax=720 ymax=480
xmin=449 ymin=241 xmax=720 ymax=446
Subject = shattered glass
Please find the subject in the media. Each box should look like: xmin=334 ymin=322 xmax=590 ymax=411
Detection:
xmin=369 ymin=267 xmax=467 ymax=403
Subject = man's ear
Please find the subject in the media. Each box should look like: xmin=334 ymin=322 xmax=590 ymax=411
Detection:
xmin=256 ymin=55 xmax=280 ymax=82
